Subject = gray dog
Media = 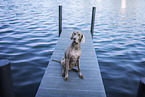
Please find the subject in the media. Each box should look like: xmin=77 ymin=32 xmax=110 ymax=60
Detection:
xmin=53 ymin=31 xmax=85 ymax=81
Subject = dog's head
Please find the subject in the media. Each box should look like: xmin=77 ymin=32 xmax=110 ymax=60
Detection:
xmin=70 ymin=31 xmax=85 ymax=44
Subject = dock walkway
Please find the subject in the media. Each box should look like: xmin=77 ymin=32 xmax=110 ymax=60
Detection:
xmin=35 ymin=30 xmax=106 ymax=97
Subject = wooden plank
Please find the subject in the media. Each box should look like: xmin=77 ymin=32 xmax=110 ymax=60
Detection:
xmin=35 ymin=30 xmax=106 ymax=97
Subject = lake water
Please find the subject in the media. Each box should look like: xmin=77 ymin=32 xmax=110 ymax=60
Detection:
xmin=0 ymin=0 xmax=145 ymax=97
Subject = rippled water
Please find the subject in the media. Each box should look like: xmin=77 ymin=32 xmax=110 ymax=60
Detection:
xmin=0 ymin=0 xmax=145 ymax=97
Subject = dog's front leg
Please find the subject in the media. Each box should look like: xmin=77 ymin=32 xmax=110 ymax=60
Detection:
xmin=77 ymin=58 xmax=84 ymax=79
xmin=61 ymin=58 xmax=65 ymax=77
xmin=64 ymin=58 xmax=69 ymax=81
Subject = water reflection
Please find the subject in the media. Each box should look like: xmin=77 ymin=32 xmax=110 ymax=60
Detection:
xmin=121 ymin=0 xmax=126 ymax=9
xmin=97 ymin=0 xmax=102 ymax=3
xmin=121 ymin=0 xmax=126 ymax=13
xmin=120 ymin=0 xmax=127 ymax=25
xmin=96 ymin=0 xmax=103 ymax=11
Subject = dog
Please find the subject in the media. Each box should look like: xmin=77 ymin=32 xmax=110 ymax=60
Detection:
xmin=52 ymin=31 xmax=85 ymax=81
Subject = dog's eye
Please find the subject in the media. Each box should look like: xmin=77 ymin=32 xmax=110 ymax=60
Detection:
xmin=78 ymin=34 xmax=80 ymax=36
xmin=74 ymin=33 xmax=76 ymax=35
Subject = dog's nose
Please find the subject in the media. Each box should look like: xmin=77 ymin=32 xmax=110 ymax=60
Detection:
xmin=73 ymin=36 xmax=76 ymax=40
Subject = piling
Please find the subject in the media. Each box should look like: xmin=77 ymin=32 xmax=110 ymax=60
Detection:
xmin=0 ymin=59 xmax=15 ymax=97
xmin=59 ymin=5 xmax=62 ymax=36
xmin=137 ymin=77 xmax=145 ymax=97
xmin=90 ymin=7 xmax=96 ymax=38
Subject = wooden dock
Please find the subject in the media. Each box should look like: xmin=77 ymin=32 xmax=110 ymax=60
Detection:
xmin=35 ymin=30 xmax=106 ymax=97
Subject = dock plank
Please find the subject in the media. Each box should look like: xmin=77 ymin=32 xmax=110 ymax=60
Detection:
xmin=35 ymin=30 xmax=106 ymax=97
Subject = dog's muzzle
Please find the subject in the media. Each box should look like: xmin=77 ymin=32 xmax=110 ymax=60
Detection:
xmin=73 ymin=36 xmax=79 ymax=44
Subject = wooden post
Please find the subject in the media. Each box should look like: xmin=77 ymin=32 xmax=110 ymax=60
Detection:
xmin=90 ymin=7 xmax=96 ymax=38
xmin=137 ymin=77 xmax=145 ymax=97
xmin=59 ymin=5 xmax=62 ymax=37
xmin=0 ymin=59 xmax=15 ymax=97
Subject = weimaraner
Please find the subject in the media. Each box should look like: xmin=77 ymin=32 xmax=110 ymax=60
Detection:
xmin=53 ymin=31 xmax=85 ymax=81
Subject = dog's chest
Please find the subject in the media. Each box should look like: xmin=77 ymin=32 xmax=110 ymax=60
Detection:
xmin=70 ymin=49 xmax=81 ymax=60
xmin=69 ymin=49 xmax=81 ymax=69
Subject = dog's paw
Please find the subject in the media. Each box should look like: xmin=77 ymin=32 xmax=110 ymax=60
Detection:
xmin=62 ymin=73 xmax=65 ymax=77
xmin=79 ymin=75 xmax=84 ymax=79
xmin=64 ymin=77 xmax=68 ymax=81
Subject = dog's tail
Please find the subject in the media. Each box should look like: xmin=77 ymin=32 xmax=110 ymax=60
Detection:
xmin=52 ymin=59 xmax=61 ymax=63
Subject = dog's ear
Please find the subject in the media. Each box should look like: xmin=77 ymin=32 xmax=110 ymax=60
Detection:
xmin=70 ymin=32 xmax=74 ymax=40
xmin=81 ymin=34 xmax=85 ymax=44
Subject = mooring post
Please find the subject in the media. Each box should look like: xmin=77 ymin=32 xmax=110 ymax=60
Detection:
xmin=90 ymin=7 xmax=96 ymax=38
xmin=59 ymin=5 xmax=62 ymax=37
xmin=0 ymin=59 xmax=15 ymax=97
xmin=137 ymin=77 xmax=145 ymax=97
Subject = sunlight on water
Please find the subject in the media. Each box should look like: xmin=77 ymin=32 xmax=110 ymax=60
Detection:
xmin=121 ymin=0 xmax=126 ymax=9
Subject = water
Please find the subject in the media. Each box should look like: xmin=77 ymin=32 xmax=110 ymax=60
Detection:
xmin=0 ymin=0 xmax=145 ymax=97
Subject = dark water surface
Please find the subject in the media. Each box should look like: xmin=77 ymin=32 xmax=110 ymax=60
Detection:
xmin=0 ymin=0 xmax=145 ymax=97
